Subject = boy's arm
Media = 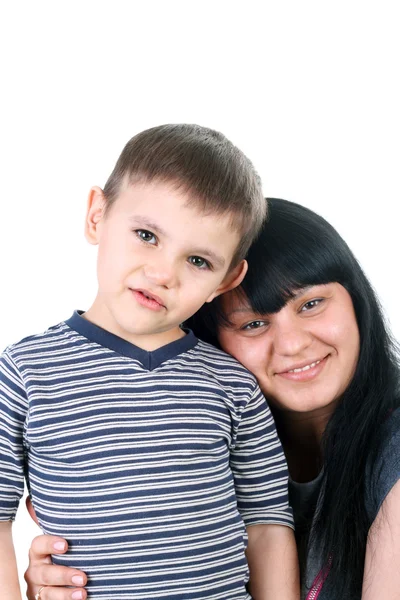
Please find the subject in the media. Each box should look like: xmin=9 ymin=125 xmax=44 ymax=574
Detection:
xmin=0 ymin=351 xmax=28 ymax=599
xmin=246 ymin=524 xmax=299 ymax=600
xmin=0 ymin=521 xmax=23 ymax=600
xmin=230 ymin=384 xmax=298 ymax=598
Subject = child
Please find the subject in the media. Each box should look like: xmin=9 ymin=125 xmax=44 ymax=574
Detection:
xmin=0 ymin=124 xmax=298 ymax=599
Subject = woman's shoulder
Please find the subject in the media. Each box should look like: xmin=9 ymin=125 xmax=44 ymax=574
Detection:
xmin=377 ymin=406 xmax=400 ymax=452
xmin=365 ymin=407 xmax=400 ymax=523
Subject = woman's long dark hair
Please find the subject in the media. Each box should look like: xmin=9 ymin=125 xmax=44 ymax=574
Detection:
xmin=188 ymin=198 xmax=400 ymax=598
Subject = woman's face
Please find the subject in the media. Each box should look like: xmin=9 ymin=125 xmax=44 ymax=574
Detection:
xmin=218 ymin=283 xmax=360 ymax=415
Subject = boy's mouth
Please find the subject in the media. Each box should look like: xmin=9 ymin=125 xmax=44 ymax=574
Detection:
xmin=130 ymin=288 xmax=166 ymax=310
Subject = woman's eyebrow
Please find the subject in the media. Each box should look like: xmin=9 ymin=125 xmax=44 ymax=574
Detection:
xmin=291 ymin=285 xmax=316 ymax=300
xmin=225 ymin=307 xmax=256 ymax=317
xmin=225 ymin=286 xmax=322 ymax=317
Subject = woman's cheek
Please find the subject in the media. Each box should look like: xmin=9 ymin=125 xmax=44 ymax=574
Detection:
xmin=230 ymin=338 xmax=265 ymax=374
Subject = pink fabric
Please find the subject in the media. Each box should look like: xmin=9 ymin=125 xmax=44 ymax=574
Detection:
xmin=305 ymin=556 xmax=332 ymax=600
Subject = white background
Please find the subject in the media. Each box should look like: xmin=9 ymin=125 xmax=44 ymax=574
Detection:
xmin=0 ymin=1 xmax=399 ymax=592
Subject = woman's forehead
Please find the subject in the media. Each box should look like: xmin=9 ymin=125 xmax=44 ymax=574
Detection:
xmin=220 ymin=289 xmax=252 ymax=316
xmin=221 ymin=283 xmax=336 ymax=317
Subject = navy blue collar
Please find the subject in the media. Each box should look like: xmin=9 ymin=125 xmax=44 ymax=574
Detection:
xmin=65 ymin=311 xmax=198 ymax=371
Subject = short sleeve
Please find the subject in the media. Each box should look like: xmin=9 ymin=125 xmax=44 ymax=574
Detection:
xmin=0 ymin=350 xmax=28 ymax=521
xmin=365 ymin=408 xmax=400 ymax=524
xmin=230 ymin=385 xmax=293 ymax=529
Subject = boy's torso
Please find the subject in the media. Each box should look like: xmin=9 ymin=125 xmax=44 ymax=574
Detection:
xmin=8 ymin=314 xmax=262 ymax=599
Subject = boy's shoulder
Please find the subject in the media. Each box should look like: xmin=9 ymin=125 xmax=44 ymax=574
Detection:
xmin=2 ymin=318 xmax=74 ymax=362
xmin=190 ymin=337 xmax=259 ymax=388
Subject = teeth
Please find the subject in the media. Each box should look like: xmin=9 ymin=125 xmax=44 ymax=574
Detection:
xmin=288 ymin=360 xmax=321 ymax=373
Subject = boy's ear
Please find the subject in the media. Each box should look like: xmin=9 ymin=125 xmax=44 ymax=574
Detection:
xmin=205 ymin=260 xmax=248 ymax=303
xmin=85 ymin=186 xmax=107 ymax=245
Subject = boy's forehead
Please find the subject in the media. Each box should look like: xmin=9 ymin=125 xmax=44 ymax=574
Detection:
xmin=119 ymin=176 xmax=187 ymax=199
xmin=119 ymin=178 xmax=236 ymax=216
xmin=117 ymin=180 xmax=239 ymax=231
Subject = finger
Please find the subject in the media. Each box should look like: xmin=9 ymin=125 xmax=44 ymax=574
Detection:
xmin=25 ymin=564 xmax=87 ymax=587
xmin=31 ymin=586 xmax=87 ymax=600
xmin=29 ymin=535 xmax=69 ymax=564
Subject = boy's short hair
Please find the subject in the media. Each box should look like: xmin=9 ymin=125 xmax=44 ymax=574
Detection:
xmin=103 ymin=124 xmax=266 ymax=266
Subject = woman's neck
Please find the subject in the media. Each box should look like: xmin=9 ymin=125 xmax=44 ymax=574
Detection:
xmin=273 ymin=407 xmax=334 ymax=483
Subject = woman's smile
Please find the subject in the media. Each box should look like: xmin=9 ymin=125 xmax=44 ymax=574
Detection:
xmin=275 ymin=354 xmax=329 ymax=382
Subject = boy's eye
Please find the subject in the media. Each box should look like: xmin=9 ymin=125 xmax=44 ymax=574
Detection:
xmin=135 ymin=229 xmax=157 ymax=245
xmin=301 ymin=298 xmax=323 ymax=312
xmin=188 ymin=256 xmax=210 ymax=270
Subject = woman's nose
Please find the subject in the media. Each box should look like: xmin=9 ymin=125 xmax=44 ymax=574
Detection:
xmin=272 ymin=316 xmax=313 ymax=356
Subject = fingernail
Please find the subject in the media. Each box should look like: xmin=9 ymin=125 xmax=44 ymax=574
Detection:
xmin=72 ymin=575 xmax=85 ymax=585
xmin=53 ymin=541 xmax=66 ymax=551
xmin=72 ymin=591 xmax=84 ymax=600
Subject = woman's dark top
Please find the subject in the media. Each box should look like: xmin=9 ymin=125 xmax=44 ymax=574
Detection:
xmin=289 ymin=408 xmax=400 ymax=599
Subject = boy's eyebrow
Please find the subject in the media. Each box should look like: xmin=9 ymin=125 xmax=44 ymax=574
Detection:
xmin=129 ymin=216 xmax=226 ymax=269
xmin=191 ymin=248 xmax=226 ymax=269
xmin=129 ymin=216 xmax=168 ymax=237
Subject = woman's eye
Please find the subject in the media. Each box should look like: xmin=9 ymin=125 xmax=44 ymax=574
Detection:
xmin=301 ymin=298 xmax=323 ymax=312
xmin=135 ymin=230 xmax=157 ymax=244
xmin=188 ymin=256 xmax=210 ymax=270
xmin=242 ymin=320 xmax=267 ymax=330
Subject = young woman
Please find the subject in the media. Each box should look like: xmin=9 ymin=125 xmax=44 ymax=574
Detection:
xmin=24 ymin=199 xmax=400 ymax=599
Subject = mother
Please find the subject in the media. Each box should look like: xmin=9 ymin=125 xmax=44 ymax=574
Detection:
xmin=25 ymin=199 xmax=400 ymax=599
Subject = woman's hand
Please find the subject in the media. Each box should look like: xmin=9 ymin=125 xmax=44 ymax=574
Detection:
xmin=25 ymin=535 xmax=87 ymax=600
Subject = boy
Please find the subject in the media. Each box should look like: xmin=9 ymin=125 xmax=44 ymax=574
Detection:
xmin=0 ymin=124 xmax=298 ymax=599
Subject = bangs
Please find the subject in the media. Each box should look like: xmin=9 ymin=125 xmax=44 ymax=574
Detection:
xmin=203 ymin=246 xmax=339 ymax=336
xmin=238 ymin=199 xmax=347 ymax=318
xmin=188 ymin=198 xmax=357 ymax=344
xmin=240 ymin=247 xmax=337 ymax=318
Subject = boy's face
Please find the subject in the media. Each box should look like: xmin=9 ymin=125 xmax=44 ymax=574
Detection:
xmin=84 ymin=180 xmax=247 ymax=350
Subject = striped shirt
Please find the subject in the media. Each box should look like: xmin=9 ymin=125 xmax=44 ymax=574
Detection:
xmin=0 ymin=312 xmax=293 ymax=599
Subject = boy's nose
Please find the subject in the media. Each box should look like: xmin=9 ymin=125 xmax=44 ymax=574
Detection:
xmin=143 ymin=259 xmax=178 ymax=288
